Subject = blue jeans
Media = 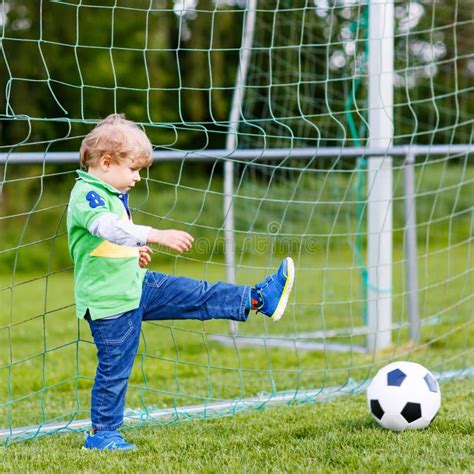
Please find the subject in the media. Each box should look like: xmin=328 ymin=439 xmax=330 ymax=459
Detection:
xmin=86 ymin=271 xmax=251 ymax=431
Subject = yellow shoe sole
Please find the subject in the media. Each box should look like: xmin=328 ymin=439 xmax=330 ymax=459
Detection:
xmin=271 ymin=257 xmax=295 ymax=322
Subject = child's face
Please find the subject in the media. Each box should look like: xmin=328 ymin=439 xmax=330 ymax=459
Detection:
xmin=103 ymin=158 xmax=142 ymax=193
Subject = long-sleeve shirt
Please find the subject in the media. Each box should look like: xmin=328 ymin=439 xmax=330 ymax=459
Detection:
xmin=67 ymin=170 xmax=148 ymax=320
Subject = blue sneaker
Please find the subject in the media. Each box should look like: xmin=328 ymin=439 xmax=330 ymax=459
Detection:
xmin=255 ymin=257 xmax=295 ymax=322
xmin=83 ymin=429 xmax=136 ymax=451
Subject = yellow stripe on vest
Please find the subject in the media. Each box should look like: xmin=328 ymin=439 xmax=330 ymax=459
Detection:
xmin=90 ymin=240 xmax=139 ymax=258
xmin=89 ymin=212 xmax=139 ymax=259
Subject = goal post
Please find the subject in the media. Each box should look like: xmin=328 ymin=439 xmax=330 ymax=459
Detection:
xmin=367 ymin=0 xmax=394 ymax=352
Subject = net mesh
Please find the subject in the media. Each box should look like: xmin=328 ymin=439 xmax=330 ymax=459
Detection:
xmin=0 ymin=0 xmax=472 ymax=445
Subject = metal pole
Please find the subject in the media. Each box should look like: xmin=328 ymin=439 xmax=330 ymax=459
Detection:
xmin=367 ymin=0 xmax=394 ymax=352
xmin=224 ymin=0 xmax=257 ymax=335
xmin=2 ymin=144 xmax=472 ymax=164
xmin=403 ymin=153 xmax=420 ymax=342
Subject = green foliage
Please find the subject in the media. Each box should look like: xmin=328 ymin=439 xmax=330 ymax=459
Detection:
xmin=239 ymin=0 xmax=474 ymax=148
xmin=2 ymin=1 xmax=472 ymax=149
xmin=1 ymin=0 xmax=243 ymax=148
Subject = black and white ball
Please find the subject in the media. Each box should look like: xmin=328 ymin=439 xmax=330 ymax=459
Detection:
xmin=367 ymin=361 xmax=441 ymax=431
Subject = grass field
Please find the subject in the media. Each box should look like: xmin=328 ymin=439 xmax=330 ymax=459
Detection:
xmin=0 ymin=244 xmax=472 ymax=444
xmin=1 ymin=378 xmax=472 ymax=472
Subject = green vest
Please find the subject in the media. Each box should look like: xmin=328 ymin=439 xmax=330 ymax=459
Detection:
xmin=67 ymin=170 xmax=146 ymax=320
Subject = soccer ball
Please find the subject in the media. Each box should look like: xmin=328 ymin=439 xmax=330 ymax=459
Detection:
xmin=367 ymin=361 xmax=441 ymax=431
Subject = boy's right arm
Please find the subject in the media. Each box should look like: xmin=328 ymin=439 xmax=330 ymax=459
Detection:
xmin=90 ymin=213 xmax=193 ymax=253
xmin=147 ymin=228 xmax=194 ymax=253
xmin=72 ymin=188 xmax=193 ymax=253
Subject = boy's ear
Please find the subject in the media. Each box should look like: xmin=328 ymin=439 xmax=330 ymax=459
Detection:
xmin=99 ymin=154 xmax=113 ymax=171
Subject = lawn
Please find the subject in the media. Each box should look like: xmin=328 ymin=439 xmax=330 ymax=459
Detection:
xmin=0 ymin=245 xmax=472 ymax=445
xmin=0 ymin=378 xmax=472 ymax=472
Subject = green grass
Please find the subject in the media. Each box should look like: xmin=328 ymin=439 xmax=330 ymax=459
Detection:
xmin=0 ymin=245 xmax=472 ymax=440
xmin=1 ymin=378 xmax=472 ymax=473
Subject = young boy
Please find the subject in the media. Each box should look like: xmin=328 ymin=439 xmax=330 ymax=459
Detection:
xmin=67 ymin=114 xmax=295 ymax=451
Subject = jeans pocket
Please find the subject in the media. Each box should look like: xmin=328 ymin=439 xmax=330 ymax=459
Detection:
xmin=102 ymin=315 xmax=135 ymax=345
xmin=144 ymin=271 xmax=167 ymax=289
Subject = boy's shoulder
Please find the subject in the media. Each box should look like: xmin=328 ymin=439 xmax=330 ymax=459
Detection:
xmin=69 ymin=177 xmax=106 ymax=211
xmin=68 ymin=171 xmax=121 ymax=226
xmin=69 ymin=171 xmax=117 ymax=205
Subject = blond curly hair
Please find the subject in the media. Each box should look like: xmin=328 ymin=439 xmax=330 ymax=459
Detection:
xmin=79 ymin=114 xmax=153 ymax=169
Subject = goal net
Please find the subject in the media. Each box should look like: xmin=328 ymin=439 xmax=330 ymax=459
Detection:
xmin=0 ymin=0 xmax=472 ymax=444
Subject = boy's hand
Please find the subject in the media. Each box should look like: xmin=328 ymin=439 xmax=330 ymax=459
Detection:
xmin=138 ymin=246 xmax=153 ymax=268
xmin=147 ymin=229 xmax=194 ymax=253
